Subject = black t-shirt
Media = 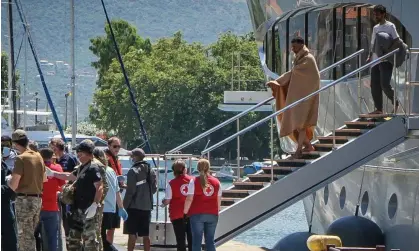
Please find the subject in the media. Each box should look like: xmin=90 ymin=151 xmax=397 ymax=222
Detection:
xmin=57 ymin=153 xmax=78 ymax=172
xmin=71 ymin=161 xmax=102 ymax=210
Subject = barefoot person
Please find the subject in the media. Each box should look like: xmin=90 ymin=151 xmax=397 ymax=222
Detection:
xmin=267 ymin=36 xmax=320 ymax=159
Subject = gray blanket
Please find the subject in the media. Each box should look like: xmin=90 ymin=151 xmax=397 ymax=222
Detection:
xmin=374 ymin=31 xmax=408 ymax=68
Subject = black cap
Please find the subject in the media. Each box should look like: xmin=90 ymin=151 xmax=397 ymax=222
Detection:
xmin=128 ymin=148 xmax=146 ymax=160
xmin=72 ymin=139 xmax=95 ymax=154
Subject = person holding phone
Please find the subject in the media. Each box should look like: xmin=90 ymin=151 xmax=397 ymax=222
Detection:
xmin=161 ymin=160 xmax=193 ymax=251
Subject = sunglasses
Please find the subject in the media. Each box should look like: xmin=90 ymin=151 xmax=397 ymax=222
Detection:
xmin=111 ymin=145 xmax=121 ymax=149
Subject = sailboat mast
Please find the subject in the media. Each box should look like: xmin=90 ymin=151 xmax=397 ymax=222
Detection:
xmin=70 ymin=0 xmax=77 ymax=146
xmin=23 ymin=23 xmax=27 ymax=129
xmin=8 ymin=0 xmax=17 ymax=130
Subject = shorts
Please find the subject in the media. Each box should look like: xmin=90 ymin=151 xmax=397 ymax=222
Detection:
xmin=102 ymin=209 xmax=121 ymax=230
xmin=123 ymin=209 xmax=151 ymax=237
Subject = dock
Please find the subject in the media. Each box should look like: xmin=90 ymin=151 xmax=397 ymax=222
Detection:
xmin=111 ymin=224 xmax=270 ymax=250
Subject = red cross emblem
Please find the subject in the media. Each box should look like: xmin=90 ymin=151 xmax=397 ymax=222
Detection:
xmin=203 ymin=184 xmax=214 ymax=197
xmin=180 ymin=184 xmax=189 ymax=196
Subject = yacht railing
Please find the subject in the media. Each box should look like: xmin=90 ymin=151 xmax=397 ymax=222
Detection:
xmin=167 ymin=49 xmax=365 ymax=154
xmin=408 ymin=48 xmax=419 ymax=116
xmin=202 ymin=48 xmax=402 ymax=155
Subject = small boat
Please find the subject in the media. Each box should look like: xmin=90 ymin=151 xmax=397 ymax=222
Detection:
xmin=243 ymin=162 xmax=264 ymax=175
xmin=213 ymin=165 xmax=235 ymax=181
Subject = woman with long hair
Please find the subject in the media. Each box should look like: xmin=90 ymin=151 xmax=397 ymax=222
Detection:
xmin=183 ymin=159 xmax=221 ymax=251
xmin=161 ymin=160 xmax=193 ymax=251
xmin=93 ymin=148 xmax=128 ymax=251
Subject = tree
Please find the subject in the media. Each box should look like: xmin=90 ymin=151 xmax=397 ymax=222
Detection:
xmin=1 ymin=52 xmax=20 ymax=104
xmin=89 ymin=20 xmax=275 ymax=159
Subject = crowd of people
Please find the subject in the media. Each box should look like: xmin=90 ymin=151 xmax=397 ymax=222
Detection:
xmin=1 ymin=130 xmax=222 ymax=251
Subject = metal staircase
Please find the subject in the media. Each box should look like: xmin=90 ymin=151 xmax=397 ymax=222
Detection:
xmin=147 ymin=48 xmax=419 ymax=248
xmin=213 ymin=114 xmax=408 ymax=245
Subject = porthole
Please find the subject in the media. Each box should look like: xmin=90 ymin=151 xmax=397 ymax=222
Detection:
xmin=339 ymin=186 xmax=346 ymax=209
xmin=324 ymin=185 xmax=329 ymax=205
xmin=388 ymin=193 xmax=398 ymax=219
xmin=361 ymin=191 xmax=369 ymax=215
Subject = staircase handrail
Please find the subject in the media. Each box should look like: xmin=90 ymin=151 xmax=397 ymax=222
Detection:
xmin=202 ymin=48 xmax=399 ymax=155
xmin=168 ymin=49 xmax=365 ymax=153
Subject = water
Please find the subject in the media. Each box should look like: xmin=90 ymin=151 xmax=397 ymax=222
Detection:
xmin=150 ymin=181 xmax=308 ymax=248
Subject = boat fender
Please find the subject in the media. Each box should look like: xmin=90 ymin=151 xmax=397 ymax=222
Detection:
xmin=272 ymin=231 xmax=314 ymax=251
xmin=326 ymin=216 xmax=384 ymax=247
xmin=306 ymin=235 xmax=342 ymax=251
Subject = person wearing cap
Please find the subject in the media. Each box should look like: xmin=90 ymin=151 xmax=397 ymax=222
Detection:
xmin=8 ymin=129 xmax=46 ymax=251
xmin=123 ymin=148 xmax=157 ymax=251
xmin=48 ymin=139 xmax=104 ymax=251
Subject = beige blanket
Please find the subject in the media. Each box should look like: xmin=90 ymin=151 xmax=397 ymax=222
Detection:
xmin=268 ymin=46 xmax=320 ymax=142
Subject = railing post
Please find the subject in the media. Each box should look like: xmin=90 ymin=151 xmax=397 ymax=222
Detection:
xmin=393 ymin=53 xmax=397 ymax=114
xmin=404 ymin=53 xmax=408 ymax=115
xmin=270 ymin=117 xmax=274 ymax=183
xmin=408 ymin=50 xmax=412 ymax=116
xmin=155 ymin=156 xmax=160 ymax=222
xmin=358 ymin=53 xmax=362 ymax=114
xmin=237 ymin=118 xmax=240 ymax=181
xmin=333 ymin=84 xmax=336 ymax=150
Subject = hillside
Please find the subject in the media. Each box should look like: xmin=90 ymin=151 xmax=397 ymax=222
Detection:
xmin=1 ymin=0 xmax=252 ymax=122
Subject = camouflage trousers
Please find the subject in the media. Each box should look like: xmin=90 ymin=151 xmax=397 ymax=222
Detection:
xmin=15 ymin=196 xmax=42 ymax=251
xmin=95 ymin=206 xmax=104 ymax=251
xmin=66 ymin=208 xmax=100 ymax=251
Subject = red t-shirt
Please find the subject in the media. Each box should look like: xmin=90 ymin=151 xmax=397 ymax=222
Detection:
xmin=42 ymin=163 xmax=65 ymax=211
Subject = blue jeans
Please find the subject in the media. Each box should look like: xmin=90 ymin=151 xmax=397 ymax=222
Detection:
xmin=189 ymin=214 xmax=218 ymax=251
xmin=35 ymin=211 xmax=60 ymax=251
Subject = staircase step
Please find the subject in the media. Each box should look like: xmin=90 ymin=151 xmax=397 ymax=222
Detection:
xmin=314 ymin=143 xmax=343 ymax=151
xmin=262 ymin=166 xmax=294 ymax=175
xmin=247 ymin=174 xmax=284 ymax=182
xmin=335 ymin=129 xmax=363 ymax=136
xmin=345 ymin=121 xmax=378 ymax=129
xmin=299 ymin=151 xmax=322 ymax=160
xmin=221 ymin=198 xmax=236 ymax=206
xmin=359 ymin=113 xmax=393 ymax=119
xmin=232 ymin=181 xmax=265 ymax=190
xmin=222 ymin=189 xmax=253 ymax=198
xmin=317 ymin=136 xmax=349 ymax=144
xmin=275 ymin=159 xmax=308 ymax=167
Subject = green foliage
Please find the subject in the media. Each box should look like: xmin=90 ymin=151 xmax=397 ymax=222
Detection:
xmin=89 ymin=20 xmax=278 ymax=159
xmin=1 ymin=52 xmax=20 ymax=104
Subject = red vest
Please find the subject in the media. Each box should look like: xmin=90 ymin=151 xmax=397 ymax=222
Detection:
xmin=188 ymin=176 xmax=220 ymax=216
xmin=169 ymin=174 xmax=193 ymax=221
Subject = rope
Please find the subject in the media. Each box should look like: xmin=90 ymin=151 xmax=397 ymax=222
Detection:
xmin=99 ymin=0 xmax=156 ymax=167
xmin=15 ymin=0 xmax=67 ymax=143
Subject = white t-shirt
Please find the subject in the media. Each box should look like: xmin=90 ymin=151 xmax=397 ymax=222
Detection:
xmin=187 ymin=178 xmax=222 ymax=197
xmin=371 ymin=21 xmax=399 ymax=60
xmin=164 ymin=182 xmax=172 ymax=199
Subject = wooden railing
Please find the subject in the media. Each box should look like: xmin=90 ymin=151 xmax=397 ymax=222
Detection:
xmin=327 ymin=245 xmax=400 ymax=251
